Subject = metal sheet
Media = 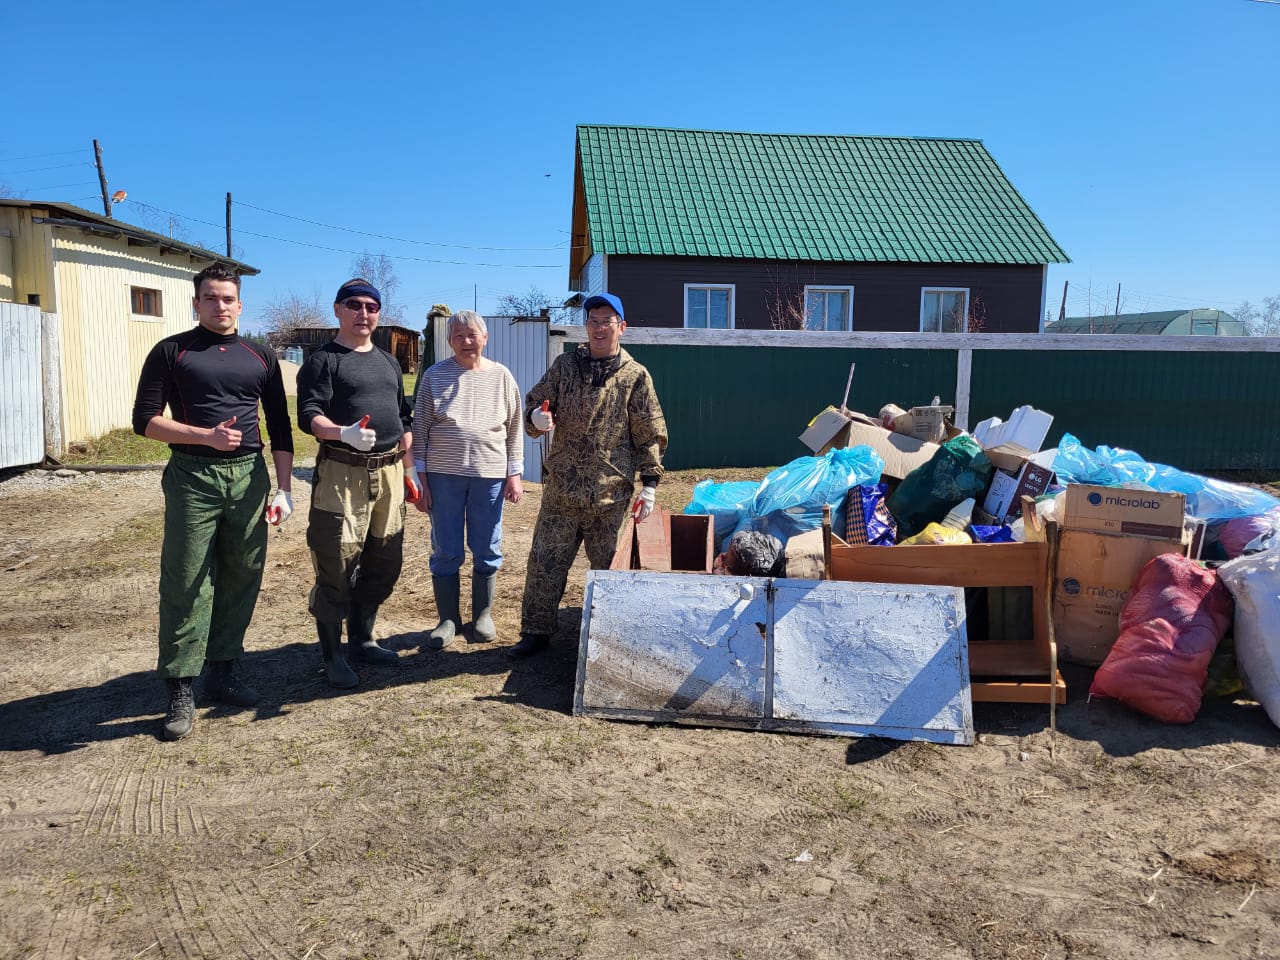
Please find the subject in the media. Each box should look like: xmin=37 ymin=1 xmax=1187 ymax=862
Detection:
xmin=771 ymin=580 xmax=972 ymax=742
xmin=576 ymin=571 xmax=974 ymax=745
xmin=0 ymin=301 xmax=45 ymax=469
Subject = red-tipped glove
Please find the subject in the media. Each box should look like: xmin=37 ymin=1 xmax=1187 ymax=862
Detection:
xmin=339 ymin=413 xmax=376 ymax=451
xmin=632 ymin=486 xmax=656 ymax=522
xmin=265 ymin=490 xmax=293 ymax=526
xmin=404 ymin=473 xmax=422 ymax=504
xmin=531 ymin=399 xmax=554 ymax=432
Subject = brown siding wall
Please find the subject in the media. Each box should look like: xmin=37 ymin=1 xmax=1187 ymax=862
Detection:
xmin=605 ymin=256 xmax=1045 ymax=333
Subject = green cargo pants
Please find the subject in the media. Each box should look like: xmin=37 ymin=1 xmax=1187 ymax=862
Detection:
xmin=157 ymin=451 xmax=270 ymax=679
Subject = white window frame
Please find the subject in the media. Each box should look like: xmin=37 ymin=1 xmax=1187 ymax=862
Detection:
xmin=919 ymin=287 xmax=971 ymax=333
xmin=683 ymin=283 xmax=736 ymax=330
xmin=803 ymin=285 xmax=856 ymax=331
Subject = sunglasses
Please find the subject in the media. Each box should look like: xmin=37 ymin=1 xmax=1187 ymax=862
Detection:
xmin=342 ymin=299 xmax=381 ymax=314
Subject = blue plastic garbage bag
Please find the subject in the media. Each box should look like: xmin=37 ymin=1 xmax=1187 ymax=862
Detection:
xmin=1052 ymin=433 xmax=1280 ymax=523
xmin=684 ymin=480 xmax=761 ymax=551
xmin=734 ymin=445 xmax=885 ymax=544
xmin=971 ymin=524 xmax=1014 ymax=544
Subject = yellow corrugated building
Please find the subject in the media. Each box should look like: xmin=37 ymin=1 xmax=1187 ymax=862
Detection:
xmin=0 ymin=200 xmax=258 ymax=446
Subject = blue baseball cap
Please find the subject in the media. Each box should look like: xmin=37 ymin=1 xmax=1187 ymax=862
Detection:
xmin=582 ymin=292 xmax=625 ymax=321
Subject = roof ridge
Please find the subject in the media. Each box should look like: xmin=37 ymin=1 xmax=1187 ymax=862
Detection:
xmin=576 ymin=123 xmax=983 ymax=144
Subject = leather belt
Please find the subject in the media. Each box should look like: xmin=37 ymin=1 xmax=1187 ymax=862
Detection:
xmin=320 ymin=443 xmax=402 ymax=469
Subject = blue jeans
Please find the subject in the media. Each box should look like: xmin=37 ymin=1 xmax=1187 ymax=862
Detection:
xmin=426 ymin=473 xmax=506 ymax=576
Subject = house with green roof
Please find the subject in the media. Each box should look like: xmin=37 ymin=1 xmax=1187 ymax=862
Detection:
xmin=569 ymin=125 xmax=1068 ymax=333
xmin=1045 ymin=309 xmax=1245 ymax=336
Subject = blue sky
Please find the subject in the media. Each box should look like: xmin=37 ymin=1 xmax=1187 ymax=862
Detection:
xmin=3 ymin=0 xmax=1275 ymax=332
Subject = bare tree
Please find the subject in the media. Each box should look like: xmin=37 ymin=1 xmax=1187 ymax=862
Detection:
xmin=945 ymin=293 xmax=988 ymax=333
xmin=349 ymin=252 xmax=405 ymax=325
xmin=496 ymin=286 xmax=575 ymax=323
xmin=764 ymin=263 xmax=813 ymax=330
xmin=0 ymin=179 xmax=23 ymax=199
xmin=262 ymin=290 xmax=327 ymax=346
xmin=1235 ymin=296 xmax=1280 ymax=337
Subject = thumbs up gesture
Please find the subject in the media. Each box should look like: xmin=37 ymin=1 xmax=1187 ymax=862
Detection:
xmin=531 ymin=400 xmax=554 ymax=433
xmin=339 ymin=414 xmax=376 ymax=452
xmin=210 ymin=416 xmax=242 ymax=451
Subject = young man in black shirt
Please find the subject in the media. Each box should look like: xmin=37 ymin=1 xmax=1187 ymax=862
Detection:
xmin=296 ymin=278 xmax=418 ymax=688
xmin=132 ymin=264 xmax=294 ymax=740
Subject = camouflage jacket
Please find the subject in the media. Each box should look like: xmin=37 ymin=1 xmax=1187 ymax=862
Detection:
xmin=524 ymin=346 xmax=667 ymax=509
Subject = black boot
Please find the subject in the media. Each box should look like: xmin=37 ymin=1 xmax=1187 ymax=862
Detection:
xmin=471 ymin=574 xmax=498 ymax=644
xmin=348 ymin=600 xmax=399 ymax=665
xmin=317 ymin=619 xmax=358 ymax=689
xmin=507 ymin=632 xmax=550 ymax=660
xmin=427 ymin=574 xmax=461 ymax=649
xmin=163 ymin=678 xmax=195 ymax=741
xmin=204 ymin=660 xmax=259 ymax=707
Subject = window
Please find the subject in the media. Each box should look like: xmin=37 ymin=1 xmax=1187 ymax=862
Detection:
xmin=131 ymin=286 xmax=163 ymax=318
xmin=803 ymin=286 xmax=855 ymax=331
xmin=920 ymin=288 xmax=970 ymax=333
xmin=684 ymin=284 xmax=734 ymax=329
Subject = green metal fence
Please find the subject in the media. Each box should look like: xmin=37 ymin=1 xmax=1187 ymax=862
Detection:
xmin=556 ymin=329 xmax=1280 ymax=471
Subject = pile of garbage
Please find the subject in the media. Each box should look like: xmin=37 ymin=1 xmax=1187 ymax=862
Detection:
xmin=680 ymin=393 xmax=1280 ymax=728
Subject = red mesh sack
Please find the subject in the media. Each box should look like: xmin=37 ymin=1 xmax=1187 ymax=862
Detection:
xmin=1089 ymin=554 xmax=1234 ymax=723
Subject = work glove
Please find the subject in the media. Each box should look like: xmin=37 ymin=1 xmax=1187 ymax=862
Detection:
xmin=632 ymin=486 xmax=656 ymax=522
xmin=266 ymin=490 xmax=294 ymax=526
xmin=531 ymin=400 xmax=554 ymax=432
xmin=404 ymin=473 xmax=422 ymax=504
xmin=339 ymin=414 xmax=376 ymax=452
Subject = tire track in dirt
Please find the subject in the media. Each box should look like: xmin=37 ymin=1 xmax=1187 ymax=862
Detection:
xmin=77 ymin=749 xmax=213 ymax=838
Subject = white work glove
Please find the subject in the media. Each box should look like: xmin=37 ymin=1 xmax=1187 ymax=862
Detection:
xmin=339 ymin=414 xmax=376 ymax=452
xmin=632 ymin=486 xmax=656 ymax=522
xmin=531 ymin=400 xmax=554 ymax=433
xmin=266 ymin=490 xmax=293 ymax=526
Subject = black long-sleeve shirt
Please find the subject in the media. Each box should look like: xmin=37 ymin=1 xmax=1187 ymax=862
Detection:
xmin=132 ymin=326 xmax=294 ymax=458
xmin=296 ymin=342 xmax=412 ymax=454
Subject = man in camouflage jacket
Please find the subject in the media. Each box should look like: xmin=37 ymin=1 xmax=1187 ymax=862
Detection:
xmin=509 ymin=292 xmax=667 ymax=658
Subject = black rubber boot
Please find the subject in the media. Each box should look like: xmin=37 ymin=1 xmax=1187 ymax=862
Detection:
xmin=204 ymin=660 xmax=259 ymax=707
xmin=470 ymin=574 xmax=498 ymax=643
xmin=507 ymin=632 xmax=550 ymax=660
xmin=163 ymin=678 xmax=195 ymax=741
xmin=348 ymin=600 xmax=398 ymax=665
xmin=317 ymin=619 xmax=358 ymax=689
xmin=427 ymin=574 xmax=461 ymax=649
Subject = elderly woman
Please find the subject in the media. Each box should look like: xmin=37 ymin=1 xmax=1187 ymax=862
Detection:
xmin=412 ymin=310 xmax=523 ymax=648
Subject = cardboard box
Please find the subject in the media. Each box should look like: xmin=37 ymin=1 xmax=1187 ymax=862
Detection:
xmin=1053 ymin=528 xmax=1189 ymax=665
xmin=1059 ymin=484 xmax=1185 ymax=541
xmin=799 ymin=406 xmax=958 ymax=480
xmin=895 ymin=404 xmax=955 ymax=444
xmin=982 ymin=454 xmax=1055 ymax=524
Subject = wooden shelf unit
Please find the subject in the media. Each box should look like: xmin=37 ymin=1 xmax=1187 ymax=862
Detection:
xmin=825 ymin=533 xmax=1065 ymax=705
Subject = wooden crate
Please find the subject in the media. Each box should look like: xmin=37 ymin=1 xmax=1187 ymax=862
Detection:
xmin=825 ymin=527 xmax=1065 ymax=705
xmin=611 ymin=508 xmax=715 ymax=573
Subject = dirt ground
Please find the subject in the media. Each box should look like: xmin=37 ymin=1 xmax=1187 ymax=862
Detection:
xmin=1 ymin=465 xmax=1277 ymax=960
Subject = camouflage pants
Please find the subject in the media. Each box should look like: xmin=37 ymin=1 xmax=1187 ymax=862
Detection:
xmin=306 ymin=455 xmax=406 ymax=623
xmin=519 ymin=498 xmax=631 ymax=636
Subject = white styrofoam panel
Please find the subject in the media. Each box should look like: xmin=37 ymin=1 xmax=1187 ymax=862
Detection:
xmin=0 ymin=301 xmax=45 ymax=468
xmin=576 ymin=571 xmax=974 ymax=745
xmin=771 ymin=580 xmax=971 ymax=742
xmin=576 ymin=573 xmax=770 ymax=721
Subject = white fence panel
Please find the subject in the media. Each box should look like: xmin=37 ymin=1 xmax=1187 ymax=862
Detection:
xmin=0 ymin=302 xmax=45 ymax=469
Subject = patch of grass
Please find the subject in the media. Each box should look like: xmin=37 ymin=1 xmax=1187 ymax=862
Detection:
xmin=63 ymin=398 xmax=318 ymax=467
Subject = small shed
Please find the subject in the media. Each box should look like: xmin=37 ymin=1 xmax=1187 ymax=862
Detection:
xmin=280 ymin=324 xmax=422 ymax=373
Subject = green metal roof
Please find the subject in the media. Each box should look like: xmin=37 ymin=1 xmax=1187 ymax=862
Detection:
xmin=575 ymin=125 xmax=1069 ymax=265
xmin=1049 ymin=309 xmax=1244 ymax=335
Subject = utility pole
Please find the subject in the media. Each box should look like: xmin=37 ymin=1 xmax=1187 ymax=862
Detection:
xmin=1114 ymin=283 xmax=1122 ymax=317
xmin=225 ymin=192 xmax=233 ymax=257
xmin=93 ymin=139 xmax=111 ymax=218
xmin=1057 ymin=281 xmax=1068 ymax=324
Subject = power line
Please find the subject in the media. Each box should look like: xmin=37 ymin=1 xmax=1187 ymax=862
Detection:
xmin=234 ymin=199 xmax=572 ymax=252
xmin=127 ymin=199 xmax=565 ymax=268
xmin=0 ymin=161 xmax=89 ymax=175
xmin=0 ymin=148 xmax=84 ymax=163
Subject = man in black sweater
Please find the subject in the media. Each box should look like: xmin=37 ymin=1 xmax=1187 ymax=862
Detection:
xmin=132 ymin=264 xmax=294 ymax=741
xmin=296 ymin=278 xmax=418 ymax=688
